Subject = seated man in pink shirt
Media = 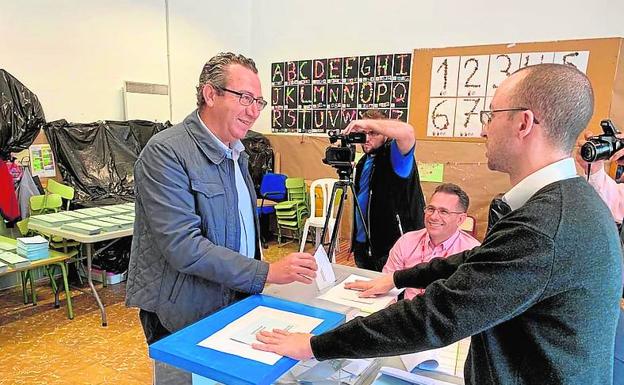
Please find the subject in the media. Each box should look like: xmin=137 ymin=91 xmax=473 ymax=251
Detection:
xmin=383 ymin=183 xmax=481 ymax=299
xmin=575 ymin=130 xmax=624 ymax=222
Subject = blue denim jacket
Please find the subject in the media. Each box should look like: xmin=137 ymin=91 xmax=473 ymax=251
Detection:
xmin=125 ymin=110 xmax=269 ymax=332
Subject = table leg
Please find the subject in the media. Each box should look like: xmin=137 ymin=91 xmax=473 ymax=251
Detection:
xmin=86 ymin=244 xmax=107 ymax=326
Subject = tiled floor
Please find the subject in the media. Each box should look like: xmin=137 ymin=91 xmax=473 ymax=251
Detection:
xmin=0 ymin=240 xmax=353 ymax=385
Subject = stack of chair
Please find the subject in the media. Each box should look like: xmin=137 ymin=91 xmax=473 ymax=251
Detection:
xmin=274 ymin=178 xmax=308 ymax=245
xmin=256 ymin=173 xmax=288 ymax=248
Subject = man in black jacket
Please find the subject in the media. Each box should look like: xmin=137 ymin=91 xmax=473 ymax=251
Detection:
xmin=348 ymin=109 xmax=425 ymax=271
xmin=254 ymin=64 xmax=623 ymax=385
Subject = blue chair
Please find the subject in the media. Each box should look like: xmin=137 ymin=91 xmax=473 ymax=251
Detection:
xmin=256 ymin=173 xmax=287 ymax=247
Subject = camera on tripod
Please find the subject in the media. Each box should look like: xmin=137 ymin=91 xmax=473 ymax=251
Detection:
xmin=580 ymin=119 xmax=624 ymax=162
xmin=322 ymin=129 xmax=366 ymax=169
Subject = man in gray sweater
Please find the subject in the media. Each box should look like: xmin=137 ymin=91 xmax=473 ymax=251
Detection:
xmin=254 ymin=63 xmax=623 ymax=384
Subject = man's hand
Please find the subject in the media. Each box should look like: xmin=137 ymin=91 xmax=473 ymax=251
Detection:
xmin=267 ymin=253 xmax=317 ymax=284
xmin=342 ymin=119 xmax=415 ymax=155
xmin=252 ymin=329 xmax=314 ymax=361
xmin=575 ymin=130 xmax=604 ymax=175
xmin=344 ymin=274 xmax=395 ymax=298
xmin=609 ymin=146 xmax=624 ymax=166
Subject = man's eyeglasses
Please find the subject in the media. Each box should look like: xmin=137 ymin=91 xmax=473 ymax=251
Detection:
xmin=217 ymin=87 xmax=268 ymax=110
xmin=424 ymin=205 xmax=464 ymax=218
xmin=479 ymin=108 xmax=540 ymax=126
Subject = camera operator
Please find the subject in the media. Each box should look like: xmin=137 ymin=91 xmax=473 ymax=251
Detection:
xmin=344 ymin=109 xmax=425 ymax=271
xmin=575 ymin=130 xmax=624 ymax=223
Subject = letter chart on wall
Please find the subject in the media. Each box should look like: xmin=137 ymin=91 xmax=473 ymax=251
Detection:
xmin=271 ymin=53 xmax=412 ymax=133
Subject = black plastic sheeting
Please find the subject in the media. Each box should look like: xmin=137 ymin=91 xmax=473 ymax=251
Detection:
xmin=241 ymin=130 xmax=274 ymax=194
xmin=44 ymin=119 xmax=171 ymax=205
xmin=0 ymin=69 xmax=46 ymax=160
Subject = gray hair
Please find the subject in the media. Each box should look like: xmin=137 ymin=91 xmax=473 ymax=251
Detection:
xmin=196 ymin=52 xmax=258 ymax=108
xmin=510 ymin=63 xmax=594 ymax=152
xmin=433 ymin=183 xmax=470 ymax=212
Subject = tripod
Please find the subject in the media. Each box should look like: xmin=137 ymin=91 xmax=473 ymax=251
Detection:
xmin=318 ymin=165 xmax=370 ymax=262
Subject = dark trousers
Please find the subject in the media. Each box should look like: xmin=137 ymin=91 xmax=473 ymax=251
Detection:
xmin=353 ymin=241 xmax=386 ymax=272
xmin=139 ymin=309 xmax=171 ymax=345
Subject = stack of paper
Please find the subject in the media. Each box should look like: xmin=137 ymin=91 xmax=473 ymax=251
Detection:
xmin=75 ymin=207 xmax=112 ymax=217
xmin=62 ymin=211 xmax=91 ymax=220
xmin=102 ymin=205 xmax=130 ymax=214
xmin=61 ymin=222 xmax=102 ymax=235
xmin=0 ymin=241 xmax=16 ymax=252
xmin=317 ymin=274 xmax=403 ymax=313
xmin=98 ymin=216 xmax=133 ymax=229
xmin=16 ymin=236 xmax=50 ymax=261
xmin=0 ymin=259 xmax=7 ymax=273
xmin=112 ymin=214 xmax=134 ymax=222
xmin=82 ymin=219 xmax=122 ymax=232
xmin=0 ymin=251 xmax=32 ymax=269
xmin=29 ymin=212 xmax=75 ymax=227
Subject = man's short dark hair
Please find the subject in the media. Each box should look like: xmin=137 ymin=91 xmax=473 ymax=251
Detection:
xmin=361 ymin=109 xmax=388 ymax=120
xmin=511 ymin=63 xmax=594 ymax=153
xmin=196 ymin=52 xmax=258 ymax=108
xmin=434 ymin=183 xmax=470 ymax=212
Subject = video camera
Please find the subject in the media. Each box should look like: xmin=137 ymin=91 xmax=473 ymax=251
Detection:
xmin=580 ymin=119 xmax=624 ymax=162
xmin=322 ymin=130 xmax=366 ymax=170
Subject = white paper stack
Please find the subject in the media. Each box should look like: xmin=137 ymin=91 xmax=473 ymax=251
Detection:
xmin=0 ymin=251 xmax=32 ymax=269
xmin=16 ymin=236 xmax=50 ymax=261
xmin=61 ymin=222 xmax=101 ymax=235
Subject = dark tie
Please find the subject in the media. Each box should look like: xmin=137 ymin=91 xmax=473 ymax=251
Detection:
xmin=487 ymin=196 xmax=512 ymax=234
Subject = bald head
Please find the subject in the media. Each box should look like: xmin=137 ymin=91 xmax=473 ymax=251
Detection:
xmin=508 ymin=63 xmax=594 ymax=153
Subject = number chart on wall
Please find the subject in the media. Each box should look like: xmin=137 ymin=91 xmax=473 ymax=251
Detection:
xmin=271 ymin=53 xmax=412 ymax=133
xmin=426 ymin=51 xmax=589 ymax=138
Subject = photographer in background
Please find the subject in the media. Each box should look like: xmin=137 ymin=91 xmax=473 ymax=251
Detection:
xmin=344 ymin=109 xmax=425 ymax=271
xmin=575 ymin=129 xmax=624 ymax=223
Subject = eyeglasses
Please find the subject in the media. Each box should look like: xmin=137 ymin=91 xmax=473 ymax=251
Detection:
xmin=217 ymin=87 xmax=268 ymax=110
xmin=479 ymin=108 xmax=540 ymax=126
xmin=424 ymin=205 xmax=464 ymax=218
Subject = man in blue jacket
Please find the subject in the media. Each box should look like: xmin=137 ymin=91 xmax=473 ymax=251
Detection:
xmin=126 ymin=52 xmax=317 ymax=383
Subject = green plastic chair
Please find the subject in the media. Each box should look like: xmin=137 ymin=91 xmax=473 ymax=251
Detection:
xmin=46 ymin=179 xmax=75 ymax=211
xmin=29 ymin=194 xmax=63 ymax=215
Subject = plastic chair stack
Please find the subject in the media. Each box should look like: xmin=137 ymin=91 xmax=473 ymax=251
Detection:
xmin=274 ymin=178 xmax=308 ymax=245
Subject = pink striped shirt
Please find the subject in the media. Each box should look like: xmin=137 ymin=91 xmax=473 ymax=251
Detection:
xmin=587 ymin=168 xmax=624 ymax=223
xmin=383 ymin=228 xmax=481 ymax=299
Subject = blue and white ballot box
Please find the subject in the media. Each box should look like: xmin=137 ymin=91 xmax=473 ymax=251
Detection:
xmin=149 ymin=294 xmax=345 ymax=385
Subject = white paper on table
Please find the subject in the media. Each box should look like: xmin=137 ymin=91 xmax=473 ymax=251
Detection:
xmin=313 ymin=245 xmax=336 ymax=291
xmin=317 ymin=274 xmax=402 ymax=313
xmin=17 ymin=235 xmax=48 ymax=244
xmin=400 ymin=343 xmax=457 ymax=376
xmin=379 ymin=366 xmax=457 ymax=385
xmin=197 ymin=306 xmax=323 ymax=365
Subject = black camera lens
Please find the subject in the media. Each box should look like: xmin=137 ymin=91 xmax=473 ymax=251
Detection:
xmin=580 ymin=141 xmax=609 ymax=162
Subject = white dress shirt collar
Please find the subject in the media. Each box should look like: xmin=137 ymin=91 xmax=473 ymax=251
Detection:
xmin=503 ymin=158 xmax=578 ymax=211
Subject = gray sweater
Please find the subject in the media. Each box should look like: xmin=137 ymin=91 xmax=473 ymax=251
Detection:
xmin=312 ymin=178 xmax=622 ymax=384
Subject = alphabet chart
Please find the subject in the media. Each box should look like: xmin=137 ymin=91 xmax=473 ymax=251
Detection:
xmin=271 ymin=53 xmax=412 ymax=133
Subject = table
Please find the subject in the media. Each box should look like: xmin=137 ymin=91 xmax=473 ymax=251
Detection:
xmin=28 ymin=221 xmax=133 ymax=327
xmin=0 ymin=235 xmax=74 ymax=319
xmin=264 ymin=264 xmax=464 ymax=385
xmin=154 ymin=264 xmax=464 ymax=384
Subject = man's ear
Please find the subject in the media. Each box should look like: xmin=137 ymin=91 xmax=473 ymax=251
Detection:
xmin=456 ymin=212 xmax=467 ymax=228
xmin=202 ymin=84 xmax=217 ymax=107
xmin=517 ymin=110 xmax=537 ymax=140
